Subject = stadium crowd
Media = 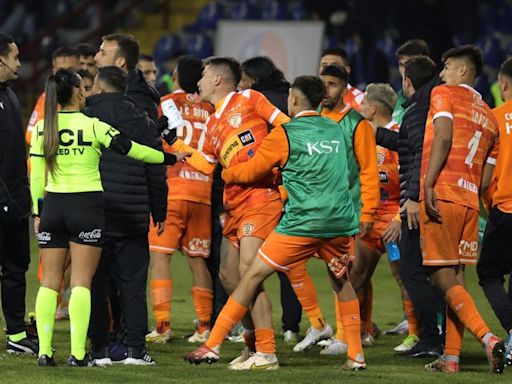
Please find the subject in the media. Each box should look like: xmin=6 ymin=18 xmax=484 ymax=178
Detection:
xmin=1 ymin=8 xmax=512 ymax=376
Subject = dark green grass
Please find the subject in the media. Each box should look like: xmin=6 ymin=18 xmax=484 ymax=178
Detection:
xmin=0 ymin=238 xmax=510 ymax=383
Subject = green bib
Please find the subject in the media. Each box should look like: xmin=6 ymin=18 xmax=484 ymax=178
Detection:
xmin=276 ymin=114 xmax=359 ymax=238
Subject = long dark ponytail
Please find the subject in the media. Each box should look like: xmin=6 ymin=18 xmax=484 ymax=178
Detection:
xmin=43 ymin=69 xmax=80 ymax=174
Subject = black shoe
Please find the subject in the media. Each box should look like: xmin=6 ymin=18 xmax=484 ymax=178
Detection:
xmin=6 ymin=337 xmax=38 ymax=355
xmin=89 ymin=347 xmax=112 ymax=367
xmin=67 ymin=355 xmax=91 ymax=367
xmin=124 ymin=347 xmax=155 ymax=366
xmin=38 ymin=354 xmax=56 ymax=367
xmin=401 ymin=341 xmax=443 ymax=358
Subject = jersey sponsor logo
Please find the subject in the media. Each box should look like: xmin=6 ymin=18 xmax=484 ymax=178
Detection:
xmin=326 ymin=254 xmax=349 ymax=279
xmin=178 ymin=170 xmax=210 ymax=182
xmin=59 ymin=129 xmax=93 ymax=147
xmin=220 ymin=130 xmax=256 ymax=167
xmin=457 ymin=177 xmax=478 ymax=193
xmin=78 ymin=229 xmax=102 ymax=242
xmin=37 ymin=231 xmax=52 ymax=243
xmin=379 ymin=171 xmax=389 ymax=183
xmin=227 ymin=112 xmax=242 ymax=129
xmin=459 ymin=240 xmax=478 ymax=258
xmin=242 ymin=223 xmax=255 ymax=236
xmin=306 ymin=140 xmax=340 ymax=155
xmin=187 ymin=237 xmax=210 ymax=254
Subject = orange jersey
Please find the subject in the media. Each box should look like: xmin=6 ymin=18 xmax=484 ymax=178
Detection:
xmin=491 ymin=99 xmax=512 ymax=212
xmin=26 ymin=92 xmax=45 ymax=144
xmin=343 ymin=83 xmax=364 ymax=112
xmin=377 ymin=121 xmax=400 ymax=211
xmin=159 ymin=90 xmax=215 ymax=205
xmin=420 ymin=84 xmax=498 ymax=210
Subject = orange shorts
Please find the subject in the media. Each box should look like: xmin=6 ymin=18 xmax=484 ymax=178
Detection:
xmin=258 ymin=231 xmax=353 ymax=279
xmin=420 ymin=200 xmax=478 ymax=266
xmin=359 ymin=209 xmax=397 ymax=253
xmin=223 ymin=198 xmax=282 ymax=247
xmin=148 ymin=200 xmax=211 ymax=257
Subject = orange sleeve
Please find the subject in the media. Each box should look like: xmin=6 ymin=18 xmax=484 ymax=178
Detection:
xmin=430 ymin=86 xmax=454 ymax=121
xmin=25 ymin=93 xmax=45 ymax=145
xmin=169 ymin=138 xmax=216 ymax=175
xmin=246 ymin=90 xmax=290 ymax=127
xmin=222 ymin=125 xmax=289 ymax=184
xmin=354 ymin=119 xmax=380 ymax=222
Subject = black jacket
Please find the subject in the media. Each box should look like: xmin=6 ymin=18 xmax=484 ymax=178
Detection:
xmin=0 ymin=82 xmax=30 ymax=222
xmin=126 ymin=69 xmax=160 ymax=122
xmin=255 ymin=80 xmax=290 ymax=115
xmin=84 ymin=93 xmax=167 ymax=237
xmin=375 ymin=77 xmax=441 ymax=212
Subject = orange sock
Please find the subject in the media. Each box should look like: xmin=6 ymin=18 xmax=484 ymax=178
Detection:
xmin=151 ymin=279 xmax=173 ymax=333
xmin=255 ymin=328 xmax=276 ymax=354
xmin=334 ymin=293 xmax=346 ymax=342
xmin=445 ymin=306 xmax=465 ymax=357
xmin=445 ymin=285 xmax=490 ymax=341
xmin=206 ymin=296 xmax=248 ymax=349
xmin=192 ymin=287 xmax=213 ymax=332
xmin=339 ymin=299 xmax=364 ymax=361
xmin=403 ymin=300 xmax=418 ymax=337
xmin=287 ymin=268 xmax=326 ymax=329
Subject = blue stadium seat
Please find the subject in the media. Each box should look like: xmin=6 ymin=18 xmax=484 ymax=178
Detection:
xmin=229 ymin=0 xmax=260 ymax=20
xmin=154 ymin=34 xmax=182 ymax=63
xmin=260 ymin=0 xmax=287 ymax=20
xmin=184 ymin=33 xmax=213 ymax=58
xmin=377 ymin=36 xmax=398 ymax=67
xmin=288 ymin=1 xmax=306 ymax=21
xmin=184 ymin=1 xmax=225 ymax=32
xmin=476 ymin=34 xmax=503 ymax=69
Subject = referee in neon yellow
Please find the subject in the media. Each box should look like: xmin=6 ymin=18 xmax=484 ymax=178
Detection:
xmin=30 ymin=69 xmax=187 ymax=367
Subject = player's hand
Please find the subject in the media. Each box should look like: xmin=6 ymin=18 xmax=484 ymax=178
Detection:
xmin=173 ymin=152 xmax=191 ymax=163
xmin=382 ymin=220 xmax=401 ymax=243
xmin=157 ymin=221 xmax=165 ymax=236
xmin=156 ymin=116 xmax=169 ymax=134
xmin=401 ymin=199 xmax=420 ymax=230
xmin=424 ymin=186 xmax=441 ymax=223
xmin=159 ymin=117 xmax=178 ymax=145
xmin=359 ymin=221 xmax=373 ymax=238
xmin=34 ymin=216 xmax=40 ymax=234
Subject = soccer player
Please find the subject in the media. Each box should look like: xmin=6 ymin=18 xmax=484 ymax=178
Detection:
xmin=392 ymin=39 xmax=430 ymax=126
xmin=75 ymin=42 xmax=97 ymax=76
xmin=317 ymin=64 xmax=380 ymax=353
xmin=184 ymin=75 xmax=366 ymax=371
xmin=30 ymin=69 xmax=184 ymax=367
xmin=355 ymin=83 xmax=419 ymax=353
xmin=420 ymin=45 xmax=503 ymax=374
xmin=146 ymin=56 xmax=215 ymax=344
xmin=25 ymin=46 xmax=80 ymax=144
xmin=477 ymin=58 xmax=512 ymax=365
xmin=137 ymin=54 xmax=158 ymax=87
xmin=318 ymin=47 xmax=364 ymax=111
xmin=164 ymin=56 xmax=289 ymax=369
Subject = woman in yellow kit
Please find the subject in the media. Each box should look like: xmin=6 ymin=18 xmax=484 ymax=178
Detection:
xmin=30 ymin=69 xmax=186 ymax=367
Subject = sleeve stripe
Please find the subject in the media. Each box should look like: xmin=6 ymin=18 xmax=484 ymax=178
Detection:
xmin=242 ymin=89 xmax=251 ymax=98
xmin=433 ymin=111 xmax=453 ymax=120
xmin=201 ymin=153 xmax=217 ymax=163
xmin=29 ymin=153 xmax=44 ymax=157
xmin=486 ymin=157 xmax=496 ymax=165
xmin=269 ymin=108 xmax=280 ymax=124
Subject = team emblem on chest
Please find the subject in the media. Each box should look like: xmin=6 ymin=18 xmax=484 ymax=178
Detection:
xmin=227 ymin=112 xmax=242 ymax=129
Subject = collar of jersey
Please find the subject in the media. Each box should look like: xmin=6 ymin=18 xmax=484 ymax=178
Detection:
xmin=295 ymin=110 xmax=319 ymax=118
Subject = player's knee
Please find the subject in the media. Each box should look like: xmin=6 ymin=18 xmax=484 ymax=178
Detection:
xmin=219 ymin=268 xmax=238 ymax=291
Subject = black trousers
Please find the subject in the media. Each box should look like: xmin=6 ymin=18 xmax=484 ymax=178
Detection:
xmin=0 ymin=219 xmax=30 ymax=335
xmin=399 ymin=223 xmax=443 ymax=345
xmin=478 ymin=207 xmax=512 ymax=332
xmin=278 ymin=272 xmax=302 ymax=333
xmin=89 ymin=234 xmax=149 ymax=350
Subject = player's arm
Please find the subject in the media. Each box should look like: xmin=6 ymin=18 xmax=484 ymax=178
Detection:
xmin=29 ymin=123 xmax=45 ymax=216
xmin=168 ymin=138 xmax=216 ymax=174
xmin=246 ymin=89 xmax=290 ymax=127
xmin=353 ymin=120 xmax=380 ymax=228
xmin=480 ymin=135 xmax=498 ymax=197
xmin=424 ymin=116 xmax=453 ymax=221
xmin=375 ymin=127 xmax=398 ymax=152
xmin=222 ymin=126 xmax=289 ymax=184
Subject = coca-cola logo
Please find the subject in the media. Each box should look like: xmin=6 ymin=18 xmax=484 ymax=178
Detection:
xmin=37 ymin=232 xmax=51 ymax=242
xmin=78 ymin=229 xmax=102 ymax=241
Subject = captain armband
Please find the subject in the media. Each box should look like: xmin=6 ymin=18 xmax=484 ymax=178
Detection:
xmin=109 ymin=134 xmax=132 ymax=155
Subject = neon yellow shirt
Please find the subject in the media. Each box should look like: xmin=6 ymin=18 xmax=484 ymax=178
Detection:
xmin=30 ymin=111 xmax=164 ymax=214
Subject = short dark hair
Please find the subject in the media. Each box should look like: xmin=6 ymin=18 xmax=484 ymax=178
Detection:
xmin=75 ymin=43 xmax=95 ymax=57
xmin=242 ymin=56 xmax=289 ymax=92
xmin=52 ymin=46 xmax=79 ymax=61
xmin=396 ymin=39 xmax=430 ymax=58
xmin=177 ymin=55 xmax=203 ymax=94
xmin=0 ymin=34 xmax=14 ymax=57
xmin=139 ymin=54 xmax=154 ymax=62
xmin=291 ymin=76 xmax=326 ymax=108
xmin=77 ymin=69 xmax=94 ymax=82
xmin=96 ymin=66 xmax=127 ymax=92
xmin=441 ymin=45 xmax=484 ymax=78
xmin=320 ymin=64 xmax=349 ymax=84
xmin=404 ymin=55 xmax=437 ymax=90
xmin=500 ymin=58 xmax=512 ymax=80
xmin=102 ymin=33 xmax=140 ymax=71
xmin=321 ymin=47 xmax=349 ymax=62
xmin=203 ymin=56 xmax=242 ymax=86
